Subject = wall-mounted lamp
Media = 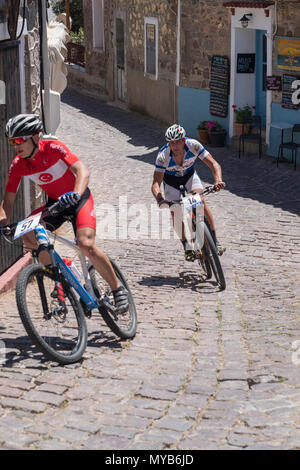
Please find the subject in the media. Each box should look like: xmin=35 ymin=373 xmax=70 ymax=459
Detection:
xmin=239 ymin=13 xmax=253 ymax=29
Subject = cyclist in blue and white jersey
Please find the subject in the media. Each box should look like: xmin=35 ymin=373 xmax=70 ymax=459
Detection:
xmin=151 ymin=124 xmax=226 ymax=261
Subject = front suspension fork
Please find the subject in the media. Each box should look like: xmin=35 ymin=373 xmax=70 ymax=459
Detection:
xmin=33 ymin=245 xmax=67 ymax=316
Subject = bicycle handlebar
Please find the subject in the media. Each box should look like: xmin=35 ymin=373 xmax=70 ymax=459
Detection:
xmin=165 ymin=185 xmax=218 ymax=207
xmin=201 ymin=185 xmax=218 ymax=195
xmin=42 ymin=201 xmax=66 ymax=218
xmin=0 ymin=200 xmax=70 ymax=238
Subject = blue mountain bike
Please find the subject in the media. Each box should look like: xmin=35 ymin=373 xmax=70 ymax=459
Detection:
xmin=0 ymin=201 xmax=137 ymax=364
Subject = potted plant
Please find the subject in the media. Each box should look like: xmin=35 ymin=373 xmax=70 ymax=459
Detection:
xmin=197 ymin=120 xmax=210 ymax=144
xmin=206 ymin=120 xmax=227 ymax=147
xmin=232 ymin=104 xmax=255 ymax=137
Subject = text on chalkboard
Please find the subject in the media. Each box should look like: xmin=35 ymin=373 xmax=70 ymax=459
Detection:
xmin=237 ymin=53 xmax=255 ymax=74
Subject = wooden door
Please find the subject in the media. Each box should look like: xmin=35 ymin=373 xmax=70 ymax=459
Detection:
xmin=116 ymin=18 xmax=125 ymax=101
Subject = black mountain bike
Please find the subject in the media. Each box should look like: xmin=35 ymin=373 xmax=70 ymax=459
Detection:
xmin=0 ymin=201 xmax=137 ymax=364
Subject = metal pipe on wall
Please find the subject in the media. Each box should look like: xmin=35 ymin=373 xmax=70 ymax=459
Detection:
xmin=176 ymin=0 xmax=181 ymax=88
xmin=40 ymin=0 xmax=51 ymax=135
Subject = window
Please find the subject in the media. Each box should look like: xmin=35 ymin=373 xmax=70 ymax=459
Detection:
xmin=145 ymin=17 xmax=158 ymax=79
xmin=92 ymin=0 xmax=104 ymax=50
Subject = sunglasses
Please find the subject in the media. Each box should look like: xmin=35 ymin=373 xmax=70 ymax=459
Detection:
xmin=8 ymin=136 xmax=32 ymax=146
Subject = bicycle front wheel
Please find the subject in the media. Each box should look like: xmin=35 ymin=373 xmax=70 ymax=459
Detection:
xmin=202 ymin=223 xmax=226 ymax=290
xmin=194 ymin=218 xmax=212 ymax=279
xmin=16 ymin=264 xmax=88 ymax=364
xmin=89 ymin=259 xmax=137 ymax=339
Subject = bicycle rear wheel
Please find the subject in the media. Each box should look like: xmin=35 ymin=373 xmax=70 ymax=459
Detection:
xmin=16 ymin=264 xmax=87 ymax=364
xmin=89 ymin=259 xmax=137 ymax=339
xmin=203 ymin=223 xmax=226 ymax=290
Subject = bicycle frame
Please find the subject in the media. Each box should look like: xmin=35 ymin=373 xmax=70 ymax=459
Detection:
xmin=35 ymin=226 xmax=99 ymax=312
xmin=171 ymin=186 xmax=205 ymax=251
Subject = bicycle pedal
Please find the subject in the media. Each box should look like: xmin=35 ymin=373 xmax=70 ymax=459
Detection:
xmin=184 ymin=250 xmax=196 ymax=262
xmin=99 ymin=297 xmax=117 ymax=314
xmin=217 ymin=246 xmax=226 ymax=256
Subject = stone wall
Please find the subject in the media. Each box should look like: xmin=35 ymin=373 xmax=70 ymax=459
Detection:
xmin=123 ymin=0 xmax=178 ymax=80
xmin=78 ymin=1 xmax=300 ymax=122
xmin=110 ymin=0 xmax=178 ymax=123
xmin=180 ymin=0 xmax=231 ymax=90
xmin=25 ymin=0 xmax=41 ymax=115
xmin=276 ymin=0 xmax=300 ymax=37
xmin=76 ymin=0 xmax=178 ymax=118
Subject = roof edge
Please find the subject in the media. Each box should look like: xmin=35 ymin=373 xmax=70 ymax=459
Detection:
xmin=223 ymin=1 xmax=274 ymax=7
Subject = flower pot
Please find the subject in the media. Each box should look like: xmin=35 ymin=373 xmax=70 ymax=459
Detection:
xmin=198 ymin=129 xmax=210 ymax=145
xmin=234 ymin=122 xmax=250 ymax=138
xmin=208 ymin=130 xmax=226 ymax=147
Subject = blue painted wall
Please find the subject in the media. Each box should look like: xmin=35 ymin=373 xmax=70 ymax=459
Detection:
xmin=268 ymin=103 xmax=300 ymax=159
xmin=178 ymin=86 xmax=300 ymax=159
xmin=178 ymin=86 xmax=230 ymax=143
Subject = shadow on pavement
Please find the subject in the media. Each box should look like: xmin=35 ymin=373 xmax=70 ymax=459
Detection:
xmin=138 ymin=272 xmax=220 ymax=293
xmin=86 ymin=330 xmax=122 ymax=351
xmin=0 ymin=330 xmax=122 ymax=367
xmin=61 ymin=89 xmax=163 ymax=151
xmin=62 ymin=88 xmax=300 ymax=217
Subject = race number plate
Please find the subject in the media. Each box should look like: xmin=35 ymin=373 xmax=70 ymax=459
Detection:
xmin=183 ymin=194 xmax=203 ymax=212
xmin=14 ymin=213 xmax=41 ymax=240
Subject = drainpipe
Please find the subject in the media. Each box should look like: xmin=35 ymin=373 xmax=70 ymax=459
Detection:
xmin=175 ymin=0 xmax=181 ymax=122
xmin=266 ymin=5 xmax=276 ymax=146
xmin=176 ymin=0 xmax=181 ymax=87
xmin=38 ymin=0 xmax=52 ymax=137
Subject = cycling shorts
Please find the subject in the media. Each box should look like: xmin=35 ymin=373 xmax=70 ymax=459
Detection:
xmin=31 ymin=187 xmax=96 ymax=232
xmin=163 ymin=171 xmax=203 ymax=202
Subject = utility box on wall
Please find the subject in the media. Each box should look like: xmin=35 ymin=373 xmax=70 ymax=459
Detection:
xmin=42 ymin=89 xmax=61 ymax=136
xmin=0 ymin=79 xmax=5 ymax=104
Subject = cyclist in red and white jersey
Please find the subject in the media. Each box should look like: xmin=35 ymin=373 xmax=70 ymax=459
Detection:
xmin=0 ymin=114 xmax=128 ymax=313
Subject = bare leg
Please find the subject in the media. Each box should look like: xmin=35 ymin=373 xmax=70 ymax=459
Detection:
xmin=76 ymin=227 xmax=120 ymax=291
xmin=203 ymin=203 xmax=215 ymax=231
xmin=22 ymin=229 xmax=52 ymax=265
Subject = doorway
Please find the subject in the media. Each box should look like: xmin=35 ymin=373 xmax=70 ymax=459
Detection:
xmin=255 ymin=30 xmax=267 ymax=127
xmin=116 ymin=17 xmax=125 ymax=101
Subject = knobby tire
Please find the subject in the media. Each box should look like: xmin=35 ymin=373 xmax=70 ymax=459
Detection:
xmin=203 ymin=223 xmax=226 ymax=290
xmin=16 ymin=264 xmax=88 ymax=364
xmin=89 ymin=259 xmax=137 ymax=339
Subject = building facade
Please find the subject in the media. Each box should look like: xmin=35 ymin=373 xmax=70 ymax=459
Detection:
xmin=0 ymin=0 xmax=41 ymax=273
xmin=68 ymin=0 xmax=300 ymax=158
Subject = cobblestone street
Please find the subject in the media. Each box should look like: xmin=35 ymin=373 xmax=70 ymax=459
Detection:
xmin=0 ymin=89 xmax=299 ymax=450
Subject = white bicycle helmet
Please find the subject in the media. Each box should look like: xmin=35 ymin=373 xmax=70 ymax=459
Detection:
xmin=165 ymin=124 xmax=186 ymax=141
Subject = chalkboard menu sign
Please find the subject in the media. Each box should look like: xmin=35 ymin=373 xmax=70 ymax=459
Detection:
xmin=266 ymin=76 xmax=282 ymax=91
xmin=282 ymin=73 xmax=300 ymax=109
xmin=209 ymin=55 xmax=230 ymax=118
xmin=237 ymin=53 xmax=255 ymax=73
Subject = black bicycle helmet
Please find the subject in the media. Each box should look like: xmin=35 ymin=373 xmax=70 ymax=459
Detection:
xmin=5 ymin=114 xmax=43 ymax=138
